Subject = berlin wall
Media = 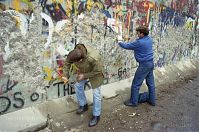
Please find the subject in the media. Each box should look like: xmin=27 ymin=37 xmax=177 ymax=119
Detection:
xmin=0 ymin=0 xmax=198 ymax=115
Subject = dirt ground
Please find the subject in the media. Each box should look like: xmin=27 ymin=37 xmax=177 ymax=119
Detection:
xmin=41 ymin=74 xmax=199 ymax=132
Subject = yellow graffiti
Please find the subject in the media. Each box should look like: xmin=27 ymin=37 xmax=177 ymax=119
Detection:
xmin=86 ymin=0 xmax=93 ymax=11
xmin=13 ymin=16 xmax=20 ymax=28
xmin=43 ymin=50 xmax=51 ymax=58
xmin=73 ymin=0 xmax=78 ymax=16
xmin=12 ymin=0 xmax=33 ymax=11
xmin=185 ymin=21 xmax=193 ymax=30
xmin=66 ymin=0 xmax=72 ymax=17
xmin=185 ymin=17 xmax=196 ymax=30
xmin=13 ymin=0 xmax=20 ymax=11
xmin=126 ymin=10 xmax=132 ymax=39
xmin=65 ymin=0 xmax=78 ymax=17
xmin=114 ymin=4 xmax=123 ymax=33
xmin=43 ymin=67 xmax=53 ymax=81
xmin=42 ymin=63 xmax=79 ymax=82
xmin=143 ymin=2 xmax=155 ymax=24
xmin=86 ymin=0 xmax=103 ymax=12
xmin=52 ymin=0 xmax=64 ymax=3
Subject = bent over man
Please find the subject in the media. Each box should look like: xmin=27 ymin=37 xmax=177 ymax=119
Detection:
xmin=62 ymin=44 xmax=104 ymax=127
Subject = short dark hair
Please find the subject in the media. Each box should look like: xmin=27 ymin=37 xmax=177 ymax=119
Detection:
xmin=67 ymin=49 xmax=84 ymax=63
xmin=136 ymin=26 xmax=149 ymax=36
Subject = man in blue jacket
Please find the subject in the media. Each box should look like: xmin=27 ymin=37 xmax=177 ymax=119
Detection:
xmin=118 ymin=26 xmax=156 ymax=107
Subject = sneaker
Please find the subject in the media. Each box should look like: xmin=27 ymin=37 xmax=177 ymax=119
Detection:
xmin=76 ymin=104 xmax=88 ymax=114
xmin=88 ymin=116 xmax=100 ymax=127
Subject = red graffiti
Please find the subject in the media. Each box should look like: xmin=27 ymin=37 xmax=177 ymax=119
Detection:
xmin=0 ymin=87 xmax=3 ymax=95
xmin=0 ymin=54 xmax=4 ymax=79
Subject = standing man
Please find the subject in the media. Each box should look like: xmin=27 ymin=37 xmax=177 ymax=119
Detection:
xmin=118 ymin=26 xmax=156 ymax=107
xmin=62 ymin=44 xmax=104 ymax=127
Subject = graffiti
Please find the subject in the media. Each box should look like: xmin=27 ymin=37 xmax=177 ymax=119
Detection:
xmin=0 ymin=0 xmax=198 ymax=115
xmin=103 ymin=73 xmax=109 ymax=84
xmin=118 ymin=67 xmax=130 ymax=80
xmin=0 ymin=91 xmax=25 ymax=115
xmin=13 ymin=92 xmax=24 ymax=108
xmin=53 ymin=81 xmax=75 ymax=97
xmin=30 ymin=92 xmax=40 ymax=102
xmin=40 ymin=0 xmax=105 ymax=21
xmin=156 ymin=52 xmax=166 ymax=67
xmin=53 ymin=80 xmax=91 ymax=97
xmin=0 ymin=75 xmax=18 ymax=95
xmin=0 ymin=54 xmax=3 ymax=79
xmin=0 ymin=96 xmax=10 ymax=115
xmin=86 ymin=0 xmax=104 ymax=12
xmin=0 ymin=0 xmax=34 ymax=19
xmin=104 ymin=0 xmax=112 ymax=9
xmin=3 ymin=10 xmax=29 ymax=35
xmin=172 ymin=46 xmax=179 ymax=62
xmin=44 ymin=1 xmax=67 ymax=22
xmin=185 ymin=17 xmax=196 ymax=30
xmin=160 ymin=7 xmax=175 ymax=24
xmin=0 ymin=77 xmax=91 ymax=115
xmin=2 ymin=0 xmax=196 ymax=39
xmin=41 ymin=12 xmax=54 ymax=49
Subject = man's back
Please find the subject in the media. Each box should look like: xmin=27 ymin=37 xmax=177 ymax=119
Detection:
xmin=134 ymin=36 xmax=153 ymax=62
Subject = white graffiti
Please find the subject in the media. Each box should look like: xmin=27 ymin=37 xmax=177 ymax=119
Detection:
xmin=55 ymin=20 xmax=69 ymax=33
xmin=40 ymin=12 xmax=54 ymax=49
xmin=3 ymin=10 xmax=28 ymax=36
xmin=3 ymin=42 xmax=11 ymax=62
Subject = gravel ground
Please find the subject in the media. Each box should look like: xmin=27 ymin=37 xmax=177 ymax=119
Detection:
xmin=40 ymin=74 xmax=199 ymax=132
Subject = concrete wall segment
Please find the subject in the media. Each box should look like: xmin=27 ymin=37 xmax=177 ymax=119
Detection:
xmin=0 ymin=0 xmax=198 ymax=115
xmin=0 ymin=59 xmax=198 ymax=131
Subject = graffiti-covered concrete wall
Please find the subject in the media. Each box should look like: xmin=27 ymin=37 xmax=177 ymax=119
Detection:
xmin=0 ymin=0 xmax=198 ymax=115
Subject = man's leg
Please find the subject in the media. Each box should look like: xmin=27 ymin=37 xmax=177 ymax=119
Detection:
xmin=138 ymin=92 xmax=149 ymax=103
xmin=92 ymin=87 xmax=101 ymax=116
xmin=146 ymin=70 xmax=156 ymax=106
xmin=129 ymin=63 xmax=151 ymax=106
xmin=89 ymin=87 xmax=101 ymax=127
xmin=74 ymin=80 xmax=88 ymax=114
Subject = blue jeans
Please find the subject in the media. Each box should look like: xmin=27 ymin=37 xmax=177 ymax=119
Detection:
xmin=130 ymin=60 xmax=156 ymax=105
xmin=74 ymin=80 xmax=101 ymax=116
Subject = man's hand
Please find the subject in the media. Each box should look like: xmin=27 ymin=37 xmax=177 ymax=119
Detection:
xmin=77 ymin=73 xmax=85 ymax=82
xmin=62 ymin=76 xmax=68 ymax=84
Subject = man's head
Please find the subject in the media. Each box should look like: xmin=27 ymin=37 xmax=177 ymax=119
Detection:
xmin=67 ymin=48 xmax=84 ymax=63
xmin=136 ymin=26 xmax=149 ymax=38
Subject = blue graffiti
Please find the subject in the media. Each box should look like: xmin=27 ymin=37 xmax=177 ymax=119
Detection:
xmin=160 ymin=7 xmax=185 ymax=27
xmin=156 ymin=52 xmax=166 ymax=67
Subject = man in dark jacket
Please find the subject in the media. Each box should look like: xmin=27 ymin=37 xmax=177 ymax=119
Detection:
xmin=118 ymin=26 xmax=156 ymax=107
xmin=62 ymin=44 xmax=104 ymax=127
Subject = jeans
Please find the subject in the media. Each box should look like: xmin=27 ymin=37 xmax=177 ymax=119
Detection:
xmin=74 ymin=80 xmax=101 ymax=116
xmin=130 ymin=60 xmax=156 ymax=105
